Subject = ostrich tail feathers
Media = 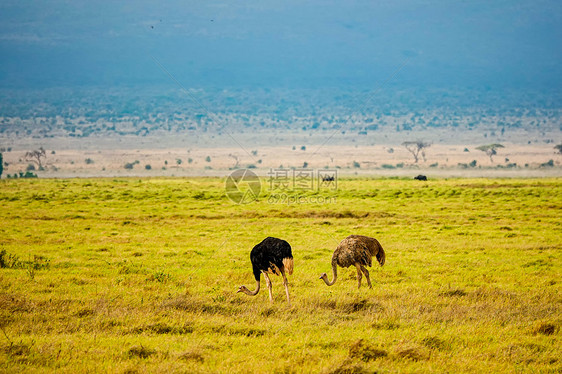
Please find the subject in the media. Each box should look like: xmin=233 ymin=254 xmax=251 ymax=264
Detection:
xmin=283 ymin=257 xmax=294 ymax=275
xmin=377 ymin=247 xmax=386 ymax=266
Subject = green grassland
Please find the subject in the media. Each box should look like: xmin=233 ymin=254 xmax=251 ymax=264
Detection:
xmin=0 ymin=177 xmax=560 ymax=373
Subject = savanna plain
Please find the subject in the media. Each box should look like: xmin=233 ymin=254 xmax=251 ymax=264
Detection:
xmin=0 ymin=177 xmax=560 ymax=373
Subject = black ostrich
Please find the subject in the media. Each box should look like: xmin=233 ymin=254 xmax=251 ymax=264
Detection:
xmin=237 ymin=237 xmax=294 ymax=305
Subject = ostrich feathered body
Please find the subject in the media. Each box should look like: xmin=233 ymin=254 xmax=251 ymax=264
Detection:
xmin=250 ymin=237 xmax=294 ymax=281
xmin=332 ymin=235 xmax=385 ymax=268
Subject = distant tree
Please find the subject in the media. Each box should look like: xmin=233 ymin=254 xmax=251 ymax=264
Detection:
xmin=476 ymin=144 xmax=504 ymax=163
xmin=0 ymin=153 xmax=3 ymax=178
xmin=540 ymin=159 xmax=554 ymax=168
xmin=205 ymin=156 xmax=211 ymax=162
xmin=25 ymin=147 xmax=47 ymax=170
xmin=402 ymin=141 xmax=431 ymax=163
xmin=555 ymin=144 xmax=562 ymax=155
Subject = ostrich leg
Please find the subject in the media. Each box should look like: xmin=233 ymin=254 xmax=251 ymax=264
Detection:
xmin=263 ymin=272 xmax=273 ymax=303
xmin=354 ymin=263 xmax=363 ymax=289
xmin=360 ymin=265 xmax=372 ymax=288
xmin=280 ymin=267 xmax=291 ymax=307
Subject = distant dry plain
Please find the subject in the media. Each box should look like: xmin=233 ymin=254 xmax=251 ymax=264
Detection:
xmin=2 ymin=124 xmax=561 ymax=178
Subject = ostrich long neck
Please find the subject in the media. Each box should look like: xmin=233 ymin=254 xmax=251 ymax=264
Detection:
xmin=323 ymin=261 xmax=338 ymax=286
xmin=245 ymin=280 xmax=260 ymax=296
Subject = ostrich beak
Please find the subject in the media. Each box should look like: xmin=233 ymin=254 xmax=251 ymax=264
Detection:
xmin=236 ymin=286 xmax=243 ymax=293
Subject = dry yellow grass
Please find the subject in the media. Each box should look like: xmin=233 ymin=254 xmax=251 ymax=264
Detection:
xmin=0 ymin=177 xmax=560 ymax=372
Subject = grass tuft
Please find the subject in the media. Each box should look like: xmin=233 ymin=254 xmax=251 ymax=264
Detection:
xmin=348 ymin=339 xmax=388 ymax=362
xmin=74 ymin=308 xmax=95 ymax=318
xmin=127 ymin=345 xmax=156 ymax=359
xmin=372 ymin=320 xmax=400 ymax=330
xmin=421 ymin=336 xmax=448 ymax=350
xmin=3 ymin=342 xmax=32 ymax=357
xmin=531 ymin=322 xmax=558 ymax=336
xmin=161 ymin=295 xmax=230 ymax=315
xmin=130 ymin=322 xmax=194 ymax=335
xmin=329 ymin=359 xmax=369 ymax=374
xmin=439 ymin=288 xmax=467 ymax=297
xmin=394 ymin=345 xmax=428 ymax=361
xmin=178 ymin=350 xmax=204 ymax=363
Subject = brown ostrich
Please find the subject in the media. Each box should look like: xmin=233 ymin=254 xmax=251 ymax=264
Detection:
xmin=237 ymin=237 xmax=294 ymax=305
xmin=319 ymin=235 xmax=385 ymax=288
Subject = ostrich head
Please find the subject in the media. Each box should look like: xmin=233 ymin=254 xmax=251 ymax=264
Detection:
xmin=237 ymin=285 xmax=249 ymax=294
xmin=319 ymin=266 xmax=337 ymax=286
xmin=237 ymin=283 xmax=259 ymax=296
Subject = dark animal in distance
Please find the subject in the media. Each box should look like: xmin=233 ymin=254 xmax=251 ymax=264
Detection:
xmin=414 ymin=175 xmax=427 ymax=181
xmin=237 ymin=237 xmax=294 ymax=305
xmin=320 ymin=235 xmax=385 ymax=289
